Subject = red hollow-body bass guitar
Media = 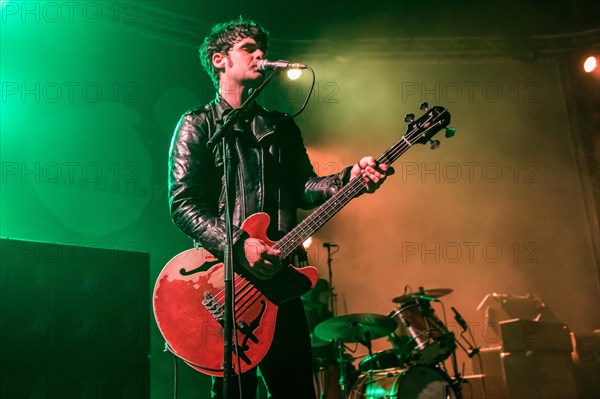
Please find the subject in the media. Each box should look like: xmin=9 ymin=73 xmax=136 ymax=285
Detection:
xmin=153 ymin=106 xmax=453 ymax=376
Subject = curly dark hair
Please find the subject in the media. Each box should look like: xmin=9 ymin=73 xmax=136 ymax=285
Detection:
xmin=199 ymin=18 xmax=269 ymax=89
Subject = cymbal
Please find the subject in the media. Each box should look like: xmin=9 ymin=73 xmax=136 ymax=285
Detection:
xmin=310 ymin=333 xmax=331 ymax=348
xmin=392 ymin=288 xmax=453 ymax=304
xmin=314 ymin=313 xmax=397 ymax=343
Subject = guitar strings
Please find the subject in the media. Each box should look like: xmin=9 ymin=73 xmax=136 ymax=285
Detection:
xmin=210 ymin=274 xmax=262 ymax=319
xmin=274 ymin=138 xmax=411 ymax=256
xmin=274 ymin=113 xmax=444 ymax=256
xmin=275 ymin=134 xmax=415 ymax=254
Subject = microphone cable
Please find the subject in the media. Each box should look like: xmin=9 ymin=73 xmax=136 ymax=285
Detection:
xmin=268 ymin=65 xmax=316 ymax=121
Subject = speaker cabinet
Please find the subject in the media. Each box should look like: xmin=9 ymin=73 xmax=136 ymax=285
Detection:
xmin=462 ymin=374 xmax=507 ymax=399
xmin=495 ymin=319 xmax=576 ymax=398
xmin=0 ymin=238 xmax=149 ymax=398
xmin=470 ymin=346 xmax=507 ymax=398
xmin=499 ymin=319 xmax=572 ymax=352
xmin=472 ymin=346 xmax=503 ymax=378
xmin=501 ymin=350 xmax=577 ymax=399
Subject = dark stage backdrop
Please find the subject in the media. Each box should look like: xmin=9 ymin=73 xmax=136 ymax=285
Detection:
xmin=1 ymin=2 xmax=598 ymax=398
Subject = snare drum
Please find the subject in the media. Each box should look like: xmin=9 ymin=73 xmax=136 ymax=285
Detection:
xmin=349 ymin=366 xmax=457 ymax=399
xmin=398 ymin=300 xmax=455 ymax=365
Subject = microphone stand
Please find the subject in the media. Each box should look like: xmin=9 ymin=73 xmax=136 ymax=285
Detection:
xmin=209 ymin=70 xmax=280 ymax=399
xmin=448 ymin=308 xmax=481 ymax=399
xmin=324 ymin=244 xmax=338 ymax=317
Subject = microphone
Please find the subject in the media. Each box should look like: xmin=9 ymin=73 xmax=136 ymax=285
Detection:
xmin=322 ymin=243 xmax=339 ymax=248
xmin=451 ymin=306 xmax=468 ymax=331
xmin=257 ymin=59 xmax=308 ymax=71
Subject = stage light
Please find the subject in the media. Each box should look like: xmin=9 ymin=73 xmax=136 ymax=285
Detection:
xmin=583 ymin=56 xmax=597 ymax=73
xmin=302 ymin=237 xmax=313 ymax=249
xmin=287 ymin=69 xmax=302 ymax=80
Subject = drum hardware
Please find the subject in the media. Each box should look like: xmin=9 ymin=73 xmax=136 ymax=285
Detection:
xmin=333 ymin=338 xmax=350 ymax=399
xmin=446 ymin=306 xmax=481 ymax=399
xmin=313 ymin=352 xmax=356 ymax=399
xmin=314 ymin=313 xmax=398 ymax=343
xmin=358 ymin=349 xmax=407 ymax=373
xmin=314 ymin=313 xmax=398 ymax=399
xmin=392 ymin=287 xmax=453 ymax=304
xmin=386 ymin=308 xmax=414 ymax=364
xmin=393 ymin=287 xmax=456 ymax=366
xmin=348 ymin=366 xmax=458 ymax=399
xmin=372 ymin=286 xmax=481 ymax=399
xmin=314 ymin=357 xmax=333 ymax=399
xmin=311 ymin=286 xmax=482 ymax=399
xmin=451 ymin=306 xmax=480 ymax=359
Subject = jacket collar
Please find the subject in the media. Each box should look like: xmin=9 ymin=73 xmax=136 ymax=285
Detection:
xmin=211 ymin=94 xmax=276 ymax=142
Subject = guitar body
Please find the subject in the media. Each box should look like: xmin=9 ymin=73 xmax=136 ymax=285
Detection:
xmin=153 ymin=212 xmax=319 ymax=376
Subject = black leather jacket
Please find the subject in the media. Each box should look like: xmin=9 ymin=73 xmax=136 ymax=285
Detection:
xmin=169 ymin=95 xmax=351 ymax=258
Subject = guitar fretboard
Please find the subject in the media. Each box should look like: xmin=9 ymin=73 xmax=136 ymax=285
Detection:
xmin=274 ymin=107 xmax=450 ymax=258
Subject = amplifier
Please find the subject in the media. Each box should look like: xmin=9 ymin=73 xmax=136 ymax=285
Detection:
xmin=0 ymin=238 xmax=150 ymax=398
xmin=499 ymin=319 xmax=572 ymax=352
xmin=501 ymin=350 xmax=577 ymax=399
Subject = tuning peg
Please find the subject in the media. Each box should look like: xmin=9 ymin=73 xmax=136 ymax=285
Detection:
xmin=429 ymin=139 xmax=440 ymax=150
xmin=404 ymin=113 xmax=415 ymax=123
xmin=445 ymin=128 xmax=456 ymax=138
xmin=419 ymin=102 xmax=429 ymax=111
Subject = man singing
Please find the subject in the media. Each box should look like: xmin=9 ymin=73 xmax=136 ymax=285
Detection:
xmin=168 ymin=18 xmax=391 ymax=398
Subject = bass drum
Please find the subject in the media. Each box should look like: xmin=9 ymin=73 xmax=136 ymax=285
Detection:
xmin=349 ymin=366 xmax=457 ymax=399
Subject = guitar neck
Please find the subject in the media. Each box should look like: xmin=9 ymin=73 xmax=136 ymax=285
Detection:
xmin=274 ymin=106 xmax=450 ymax=258
xmin=274 ymin=136 xmax=412 ymax=258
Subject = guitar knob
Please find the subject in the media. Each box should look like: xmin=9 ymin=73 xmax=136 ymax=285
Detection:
xmin=404 ymin=113 xmax=415 ymax=123
xmin=419 ymin=102 xmax=429 ymax=111
xmin=429 ymin=139 xmax=440 ymax=150
xmin=445 ymin=128 xmax=456 ymax=138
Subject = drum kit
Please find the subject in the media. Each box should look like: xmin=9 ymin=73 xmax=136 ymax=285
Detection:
xmin=306 ymin=286 xmax=476 ymax=399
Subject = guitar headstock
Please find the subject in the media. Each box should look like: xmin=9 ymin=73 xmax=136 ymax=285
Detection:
xmin=404 ymin=103 xmax=454 ymax=149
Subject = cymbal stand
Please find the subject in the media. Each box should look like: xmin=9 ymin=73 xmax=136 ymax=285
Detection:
xmin=358 ymin=331 xmax=376 ymax=392
xmin=335 ymin=331 xmax=373 ymax=399
xmin=358 ymin=330 xmax=374 ymax=363
xmin=315 ymin=358 xmax=327 ymax=399
xmin=334 ymin=338 xmax=348 ymax=399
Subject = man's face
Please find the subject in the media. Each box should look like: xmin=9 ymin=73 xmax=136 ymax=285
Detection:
xmin=215 ymin=37 xmax=265 ymax=88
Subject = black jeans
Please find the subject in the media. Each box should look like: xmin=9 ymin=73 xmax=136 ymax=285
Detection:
xmin=211 ymin=299 xmax=316 ymax=399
